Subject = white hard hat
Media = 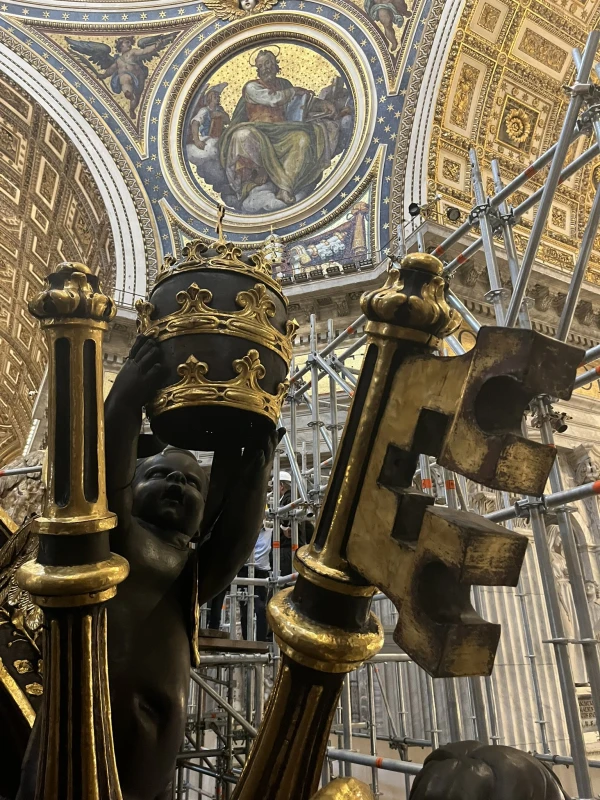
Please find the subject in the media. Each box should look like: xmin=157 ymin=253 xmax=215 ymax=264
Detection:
xmin=279 ymin=471 xmax=292 ymax=482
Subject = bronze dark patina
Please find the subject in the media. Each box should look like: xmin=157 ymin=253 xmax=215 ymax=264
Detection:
xmin=136 ymin=238 xmax=296 ymax=450
xmin=409 ymin=741 xmax=570 ymax=799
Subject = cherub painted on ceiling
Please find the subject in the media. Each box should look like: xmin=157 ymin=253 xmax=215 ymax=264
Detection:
xmin=66 ymin=33 xmax=177 ymax=120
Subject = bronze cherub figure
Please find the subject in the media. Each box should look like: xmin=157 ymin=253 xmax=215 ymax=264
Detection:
xmin=15 ymin=335 xmax=280 ymax=800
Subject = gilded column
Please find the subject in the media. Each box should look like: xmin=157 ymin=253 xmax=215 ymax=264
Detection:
xmin=17 ymin=263 xmax=129 ymax=800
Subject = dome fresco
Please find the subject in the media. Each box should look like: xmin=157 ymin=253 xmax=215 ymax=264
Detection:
xmin=182 ymin=40 xmax=355 ymax=216
xmin=0 ymin=0 xmax=428 ymax=265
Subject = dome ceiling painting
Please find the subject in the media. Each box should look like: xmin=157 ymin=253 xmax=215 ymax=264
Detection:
xmin=0 ymin=0 xmax=437 ymax=285
xmin=0 ymin=75 xmax=113 ymax=465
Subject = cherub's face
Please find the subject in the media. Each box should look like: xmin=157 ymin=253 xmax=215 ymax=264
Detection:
xmin=132 ymin=451 xmax=207 ymax=541
xmin=240 ymin=0 xmax=258 ymax=11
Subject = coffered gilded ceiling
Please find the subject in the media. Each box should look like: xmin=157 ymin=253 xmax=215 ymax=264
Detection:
xmin=0 ymin=75 xmax=113 ymax=465
xmin=430 ymin=0 xmax=600 ymax=283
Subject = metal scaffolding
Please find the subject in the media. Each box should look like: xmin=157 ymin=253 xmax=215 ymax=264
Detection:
xmin=172 ymin=32 xmax=600 ymax=800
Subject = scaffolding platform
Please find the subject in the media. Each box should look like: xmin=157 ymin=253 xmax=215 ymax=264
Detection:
xmin=197 ymin=636 xmax=270 ymax=654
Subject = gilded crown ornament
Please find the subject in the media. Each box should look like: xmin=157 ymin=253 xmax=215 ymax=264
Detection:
xmin=153 ymin=236 xmax=284 ymax=295
xmin=28 ymin=262 xmax=116 ymax=324
xmin=360 ymin=252 xmax=459 ymax=346
xmin=137 ymin=219 xmax=295 ymax=449
xmin=137 ymin=282 xmax=298 ymax=363
xmin=149 ymin=349 xmax=289 ymax=425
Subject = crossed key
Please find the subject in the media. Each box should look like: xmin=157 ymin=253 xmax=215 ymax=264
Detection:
xmin=303 ymin=258 xmax=582 ymax=677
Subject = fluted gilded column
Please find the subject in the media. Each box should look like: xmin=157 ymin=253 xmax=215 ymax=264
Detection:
xmin=17 ymin=263 xmax=129 ymax=800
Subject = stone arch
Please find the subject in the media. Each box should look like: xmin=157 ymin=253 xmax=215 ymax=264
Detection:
xmin=0 ymin=59 xmax=144 ymax=463
xmin=400 ymin=0 xmax=464 ymax=217
xmin=0 ymin=42 xmax=146 ymax=303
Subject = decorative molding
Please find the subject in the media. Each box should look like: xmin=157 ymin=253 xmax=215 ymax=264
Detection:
xmin=394 ymin=0 xmax=461 ymax=227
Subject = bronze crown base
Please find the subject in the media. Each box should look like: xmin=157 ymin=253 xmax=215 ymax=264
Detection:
xmin=147 ymin=348 xmax=287 ymax=449
xmin=150 ymin=403 xmax=276 ymax=451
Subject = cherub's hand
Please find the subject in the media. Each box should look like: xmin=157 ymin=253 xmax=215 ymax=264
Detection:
xmin=201 ymin=427 xmax=285 ymax=539
xmin=196 ymin=427 xmax=285 ymax=602
xmin=108 ymin=335 xmax=166 ymax=410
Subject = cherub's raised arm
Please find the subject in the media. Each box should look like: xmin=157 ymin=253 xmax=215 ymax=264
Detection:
xmin=137 ymin=42 xmax=162 ymax=56
xmin=196 ymin=429 xmax=283 ymax=605
xmin=137 ymin=33 xmax=176 ymax=57
xmin=104 ymin=337 xmax=165 ymax=529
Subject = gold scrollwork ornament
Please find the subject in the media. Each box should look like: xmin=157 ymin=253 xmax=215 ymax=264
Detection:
xmin=504 ymin=106 xmax=532 ymax=145
xmin=28 ymin=262 xmax=116 ymax=323
xmin=149 ymin=349 xmax=289 ymax=426
xmin=360 ymin=254 xmax=460 ymax=339
xmin=136 ymin=282 xmax=298 ymax=362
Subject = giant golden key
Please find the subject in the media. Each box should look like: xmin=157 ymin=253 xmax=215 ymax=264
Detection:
xmin=233 ymin=254 xmax=582 ymax=800
xmin=301 ymin=253 xmax=582 ymax=678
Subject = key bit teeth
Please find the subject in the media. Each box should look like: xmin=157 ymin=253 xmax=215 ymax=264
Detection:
xmin=395 ymin=506 xmax=528 ymax=678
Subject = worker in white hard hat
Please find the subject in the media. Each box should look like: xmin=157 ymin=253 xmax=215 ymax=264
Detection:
xmin=277 ymin=470 xmax=292 ymax=497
